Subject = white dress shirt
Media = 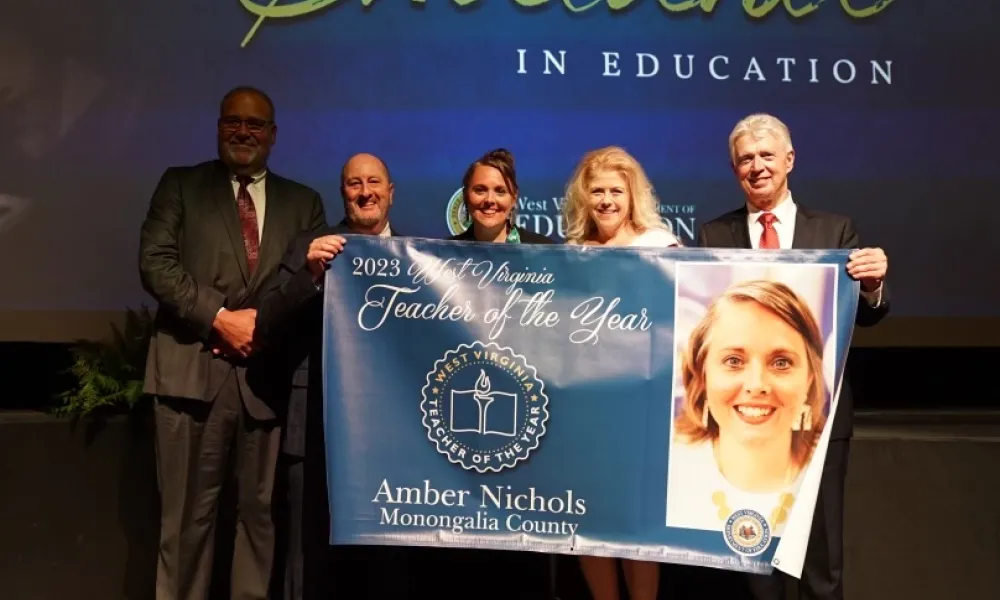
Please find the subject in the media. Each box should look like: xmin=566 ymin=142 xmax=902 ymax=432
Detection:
xmin=746 ymin=193 xmax=882 ymax=307
xmin=746 ymin=193 xmax=797 ymax=251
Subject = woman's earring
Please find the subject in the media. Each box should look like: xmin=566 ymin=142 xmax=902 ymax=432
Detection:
xmin=792 ymin=405 xmax=812 ymax=432
xmin=701 ymin=405 xmax=710 ymax=428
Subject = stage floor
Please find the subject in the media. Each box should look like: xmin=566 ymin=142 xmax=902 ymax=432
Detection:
xmin=1 ymin=409 xmax=998 ymax=600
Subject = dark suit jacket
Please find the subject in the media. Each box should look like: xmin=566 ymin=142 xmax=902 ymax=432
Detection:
xmin=449 ymin=224 xmax=555 ymax=244
xmin=138 ymin=159 xmax=326 ymax=420
xmin=255 ymin=220 xmax=405 ymax=456
xmin=697 ymin=205 xmax=890 ymax=440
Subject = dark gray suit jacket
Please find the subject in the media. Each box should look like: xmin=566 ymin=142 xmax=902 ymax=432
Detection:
xmin=255 ymin=220 xmax=404 ymax=456
xmin=697 ymin=205 xmax=890 ymax=440
xmin=138 ymin=159 xmax=326 ymax=420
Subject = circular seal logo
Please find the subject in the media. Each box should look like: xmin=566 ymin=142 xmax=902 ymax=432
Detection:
xmin=445 ymin=187 xmax=470 ymax=236
xmin=420 ymin=341 xmax=549 ymax=473
xmin=723 ymin=509 xmax=772 ymax=556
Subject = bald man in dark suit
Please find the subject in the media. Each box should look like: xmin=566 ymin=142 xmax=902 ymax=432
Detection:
xmin=256 ymin=153 xmax=413 ymax=600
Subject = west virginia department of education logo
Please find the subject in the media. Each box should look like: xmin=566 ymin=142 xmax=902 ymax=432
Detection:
xmin=723 ymin=509 xmax=772 ymax=557
xmin=420 ymin=341 xmax=549 ymax=473
xmin=445 ymin=187 xmax=470 ymax=236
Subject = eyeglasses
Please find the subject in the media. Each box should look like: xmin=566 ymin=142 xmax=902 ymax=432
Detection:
xmin=218 ymin=116 xmax=272 ymax=133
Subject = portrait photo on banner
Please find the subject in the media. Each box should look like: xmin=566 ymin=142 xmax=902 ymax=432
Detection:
xmin=664 ymin=261 xmax=838 ymax=538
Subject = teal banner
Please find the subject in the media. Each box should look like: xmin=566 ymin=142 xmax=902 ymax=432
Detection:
xmin=322 ymin=237 xmax=859 ymax=576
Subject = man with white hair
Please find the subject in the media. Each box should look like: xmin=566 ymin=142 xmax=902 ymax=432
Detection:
xmin=698 ymin=113 xmax=890 ymax=600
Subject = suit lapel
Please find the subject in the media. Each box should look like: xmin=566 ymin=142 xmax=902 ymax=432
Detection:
xmin=210 ymin=165 xmax=251 ymax=283
xmin=250 ymin=174 xmax=288 ymax=290
xmin=729 ymin=208 xmax=752 ymax=249
xmin=792 ymin=206 xmax=818 ymax=249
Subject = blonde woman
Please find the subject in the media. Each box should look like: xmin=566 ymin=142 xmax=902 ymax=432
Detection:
xmin=563 ymin=146 xmax=680 ymax=249
xmin=562 ymin=146 xmax=679 ymax=600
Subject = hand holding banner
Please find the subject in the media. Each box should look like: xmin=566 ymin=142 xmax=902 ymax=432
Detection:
xmin=322 ymin=236 xmax=858 ymax=575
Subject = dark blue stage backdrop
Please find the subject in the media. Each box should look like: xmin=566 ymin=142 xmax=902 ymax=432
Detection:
xmin=1 ymin=1 xmax=998 ymax=332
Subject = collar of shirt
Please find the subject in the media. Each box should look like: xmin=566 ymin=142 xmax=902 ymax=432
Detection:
xmin=379 ymin=223 xmax=392 ymax=238
xmin=746 ymin=192 xmax=797 ymax=249
xmin=232 ymin=169 xmax=267 ymax=185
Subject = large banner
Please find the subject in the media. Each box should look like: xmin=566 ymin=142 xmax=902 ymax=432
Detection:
xmin=322 ymin=236 xmax=859 ymax=576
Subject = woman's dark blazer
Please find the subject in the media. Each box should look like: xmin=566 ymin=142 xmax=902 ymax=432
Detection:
xmin=449 ymin=225 xmax=555 ymax=244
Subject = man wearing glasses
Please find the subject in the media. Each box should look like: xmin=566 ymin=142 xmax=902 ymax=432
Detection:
xmin=139 ymin=86 xmax=326 ymax=600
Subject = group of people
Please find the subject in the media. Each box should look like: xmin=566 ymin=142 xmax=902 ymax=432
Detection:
xmin=139 ymin=85 xmax=890 ymax=600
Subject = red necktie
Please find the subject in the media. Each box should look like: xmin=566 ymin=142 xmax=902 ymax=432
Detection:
xmin=758 ymin=212 xmax=779 ymax=249
xmin=236 ymin=176 xmax=260 ymax=273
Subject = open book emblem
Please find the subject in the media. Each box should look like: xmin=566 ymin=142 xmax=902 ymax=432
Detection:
xmin=450 ymin=369 xmax=518 ymax=437
xmin=421 ymin=341 xmax=549 ymax=474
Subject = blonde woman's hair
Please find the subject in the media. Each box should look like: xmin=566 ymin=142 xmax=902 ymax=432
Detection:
xmin=562 ymin=146 xmax=668 ymax=244
xmin=674 ymin=280 xmax=828 ymax=470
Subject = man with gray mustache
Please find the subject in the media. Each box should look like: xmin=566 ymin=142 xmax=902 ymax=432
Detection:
xmin=139 ymin=85 xmax=326 ymax=600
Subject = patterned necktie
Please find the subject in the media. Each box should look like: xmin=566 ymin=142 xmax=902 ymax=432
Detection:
xmin=758 ymin=212 xmax=779 ymax=249
xmin=235 ymin=175 xmax=260 ymax=273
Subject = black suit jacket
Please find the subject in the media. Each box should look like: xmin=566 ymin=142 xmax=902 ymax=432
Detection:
xmin=138 ymin=159 xmax=326 ymax=420
xmin=697 ymin=205 xmax=890 ymax=440
xmin=448 ymin=224 xmax=555 ymax=245
xmin=255 ymin=220 xmax=405 ymax=456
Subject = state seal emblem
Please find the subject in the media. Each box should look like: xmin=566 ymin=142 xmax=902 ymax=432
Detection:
xmin=444 ymin=187 xmax=470 ymax=236
xmin=723 ymin=508 xmax=772 ymax=556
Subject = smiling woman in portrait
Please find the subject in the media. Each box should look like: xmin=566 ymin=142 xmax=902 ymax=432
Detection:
xmin=667 ymin=279 xmax=829 ymax=534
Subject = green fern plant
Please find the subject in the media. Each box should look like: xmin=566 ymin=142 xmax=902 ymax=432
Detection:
xmin=54 ymin=306 xmax=154 ymax=420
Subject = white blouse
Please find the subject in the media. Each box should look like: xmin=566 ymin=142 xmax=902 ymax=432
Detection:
xmin=629 ymin=228 xmax=681 ymax=248
xmin=568 ymin=227 xmax=682 ymax=248
xmin=665 ymin=440 xmax=805 ymax=537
